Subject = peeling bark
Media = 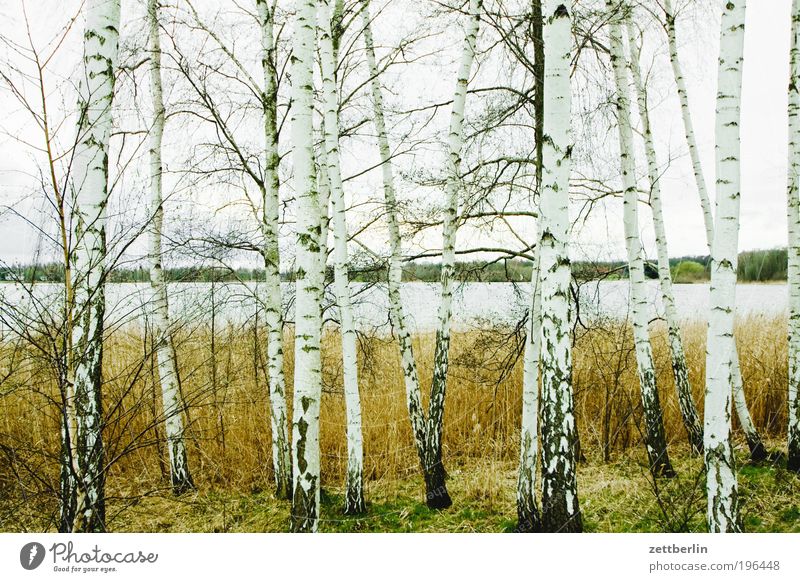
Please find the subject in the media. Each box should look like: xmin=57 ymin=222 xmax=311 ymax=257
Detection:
xmin=516 ymin=0 xmax=545 ymax=533
xmin=539 ymin=0 xmax=581 ymax=533
xmin=61 ymin=0 xmax=121 ymax=534
xmin=290 ymin=0 xmax=323 ymax=533
xmin=705 ymin=0 xmax=745 ymax=533
xmin=517 ymin=242 xmax=542 ymax=532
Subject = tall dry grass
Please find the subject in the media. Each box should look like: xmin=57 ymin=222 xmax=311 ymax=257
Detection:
xmin=0 ymin=313 xmax=790 ymax=515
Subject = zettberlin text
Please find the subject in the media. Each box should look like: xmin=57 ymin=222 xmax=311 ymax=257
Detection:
xmin=649 ymin=544 xmax=708 ymax=554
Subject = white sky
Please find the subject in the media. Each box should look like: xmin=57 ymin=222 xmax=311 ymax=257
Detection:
xmin=0 ymin=0 xmax=794 ymax=266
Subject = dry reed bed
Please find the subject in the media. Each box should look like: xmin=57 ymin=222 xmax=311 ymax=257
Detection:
xmin=0 ymin=314 xmax=790 ymax=515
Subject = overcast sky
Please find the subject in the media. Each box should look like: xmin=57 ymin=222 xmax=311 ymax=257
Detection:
xmin=0 ymin=0 xmax=794 ymax=266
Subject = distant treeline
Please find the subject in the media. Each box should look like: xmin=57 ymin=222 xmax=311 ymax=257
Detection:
xmin=0 ymin=264 xmax=271 ymax=284
xmin=0 ymin=248 xmax=789 ymax=283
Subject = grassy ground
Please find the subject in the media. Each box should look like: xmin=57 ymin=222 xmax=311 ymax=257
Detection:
xmin=105 ymin=442 xmax=800 ymax=533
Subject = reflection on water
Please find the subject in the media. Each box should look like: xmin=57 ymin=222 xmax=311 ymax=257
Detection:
xmin=0 ymin=280 xmax=788 ymax=334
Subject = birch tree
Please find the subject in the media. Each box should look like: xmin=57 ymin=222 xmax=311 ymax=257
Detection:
xmin=607 ymin=2 xmax=674 ymax=478
xmin=64 ymin=0 xmax=121 ymax=532
xmin=256 ymin=0 xmax=292 ymax=500
xmin=319 ymin=0 xmax=365 ymax=514
xmin=661 ymin=0 xmax=766 ymax=461
xmin=625 ymin=20 xmax=702 ymax=455
xmin=147 ymin=0 xmax=195 ymax=496
xmin=517 ymin=241 xmax=542 ymax=532
xmin=539 ymin=0 xmax=581 ymax=533
xmin=359 ymin=0 xmax=430 ymax=496
xmin=788 ymin=0 xmax=800 ymax=474
xmin=704 ymin=0 xmax=746 ymax=533
xmin=516 ymin=0 xmax=544 ymax=533
xmin=423 ymin=0 xmax=482 ymax=510
xmin=290 ymin=0 xmax=323 ymax=532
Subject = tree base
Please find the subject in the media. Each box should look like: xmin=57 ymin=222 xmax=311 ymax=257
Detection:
xmin=516 ymin=506 xmax=542 ymax=533
xmin=275 ymin=476 xmax=293 ymax=501
xmin=652 ymin=461 xmax=677 ymax=479
xmin=291 ymin=485 xmax=318 ymax=532
xmin=424 ymin=470 xmax=452 ymax=509
xmin=344 ymin=491 xmax=366 ymax=515
xmin=747 ymin=439 xmax=769 ymax=463
xmin=171 ymin=479 xmax=196 ymax=496
xmin=541 ymin=506 xmax=582 ymax=533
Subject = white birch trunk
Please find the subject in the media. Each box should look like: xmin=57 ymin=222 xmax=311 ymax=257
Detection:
xmin=663 ymin=0 xmax=765 ymax=461
xmin=424 ymin=0 xmax=482 ymax=510
xmin=704 ymin=0 xmax=746 ymax=533
xmin=67 ymin=0 xmax=121 ymax=533
xmin=148 ymin=0 xmax=194 ymax=496
xmin=317 ymin=130 xmax=331 ymax=274
xmin=789 ymin=0 xmax=800 ymax=474
xmin=290 ymin=0 xmax=323 ymax=533
xmin=516 ymin=241 xmax=542 ymax=531
xmin=626 ymin=21 xmax=703 ymax=455
xmin=359 ymin=0 xmax=429 ymax=481
xmin=539 ymin=0 xmax=581 ymax=533
xmin=319 ymin=0 xmax=365 ymax=514
xmin=256 ymin=0 xmax=292 ymax=500
xmin=607 ymin=5 xmax=674 ymax=478
xmin=663 ymin=0 xmax=715 ymax=242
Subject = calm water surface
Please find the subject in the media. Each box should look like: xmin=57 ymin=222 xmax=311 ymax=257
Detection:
xmin=0 ymin=281 xmax=787 ymax=334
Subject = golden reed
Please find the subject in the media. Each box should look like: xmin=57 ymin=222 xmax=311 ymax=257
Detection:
xmin=0 ymin=314 xmax=788 ymax=495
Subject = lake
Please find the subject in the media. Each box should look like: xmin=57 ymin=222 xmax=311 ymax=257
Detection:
xmin=0 ymin=280 xmax=788 ymax=335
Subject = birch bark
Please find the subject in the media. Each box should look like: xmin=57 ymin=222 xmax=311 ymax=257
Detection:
xmin=626 ymin=21 xmax=703 ymax=455
xmin=788 ymin=0 xmax=800 ymax=473
xmin=517 ymin=241 xmax=542 ymax=532
xmin=424 ymin=0 xmax=482 ymax=510
xmin=256 ymin=0 xmax=292 ymax=500
xmin=539 ymin=0 xmax=582 ymax=533
xmin=148 ymin=0 xmax=195 ymax=496
xmin=319 ymin=0 xmax=365 ymax=514
xmin=360 ymin=0 xmax=429 ymax=485
xmin=66 ymin=0 xmax=121 ymax=533
xmin=607 ymin=4 xmax=675 ymax=478
xmin=290 ymin=0 xmax=323 ymax=532
xmin=663 ymin=0 xmax=766 ymax=461
xmin=516 ymin=0 xmax=546 ymax=533
xmin=704 ymin=0 xmax=746 ymax=533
